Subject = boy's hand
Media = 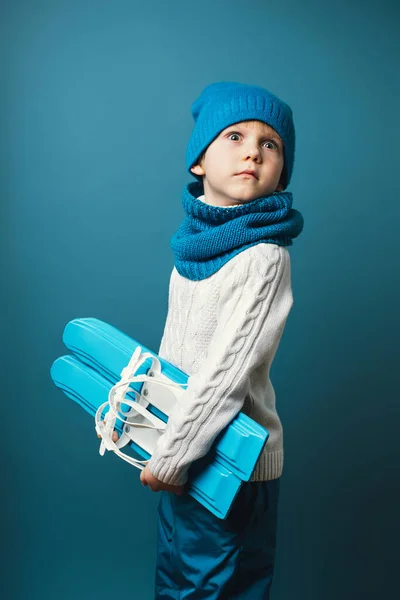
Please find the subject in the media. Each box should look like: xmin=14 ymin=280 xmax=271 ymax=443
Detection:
xmin=140 ymin=465 xmax=185 ymax=496
xmin=97 ymin=424 xmax=185 ymax=495
xmin=97 ymin=426 xmax=119 ymax=443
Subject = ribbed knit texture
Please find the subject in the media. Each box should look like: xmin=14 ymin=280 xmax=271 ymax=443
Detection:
xmin=147 ymin=241 xmax=294 ymax=486
xmin=170 ymin=180 xmax=304 ymax=281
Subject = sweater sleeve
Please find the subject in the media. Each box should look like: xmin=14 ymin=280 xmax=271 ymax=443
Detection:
xmin=147 ymin=245 xmax=294 ymax=486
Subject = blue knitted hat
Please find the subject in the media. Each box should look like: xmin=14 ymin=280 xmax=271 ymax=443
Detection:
xmin=186 ymin=81 xmax=295 ymax=189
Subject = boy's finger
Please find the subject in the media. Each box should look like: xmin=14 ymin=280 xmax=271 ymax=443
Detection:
xmin=96 ymin=422 xmax=118 ymax=442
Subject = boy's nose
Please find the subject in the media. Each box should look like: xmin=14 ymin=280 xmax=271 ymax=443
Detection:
xmin=244 ymin=148 xmax=261 ymax=161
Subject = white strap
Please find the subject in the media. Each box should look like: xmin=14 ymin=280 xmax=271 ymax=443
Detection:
xmin=95 ymin=345 xmax=187 ymax=469
xmin=95 ymin=418 xmax=149 ymax=470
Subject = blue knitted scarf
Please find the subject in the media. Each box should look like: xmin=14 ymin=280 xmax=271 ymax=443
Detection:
xmin=171 ymin=181 xmax=304 ymax=281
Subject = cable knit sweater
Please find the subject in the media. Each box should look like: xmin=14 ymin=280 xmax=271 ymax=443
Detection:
xmin=147 ymin=194 xmax=294 ymax=486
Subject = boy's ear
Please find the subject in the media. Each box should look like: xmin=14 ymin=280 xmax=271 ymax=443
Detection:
xmin=190 ymin=164 xmax=205 ymax=176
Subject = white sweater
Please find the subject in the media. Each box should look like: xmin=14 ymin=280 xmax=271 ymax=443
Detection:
xmin=147 ymin=199 xmax=294 ymax=486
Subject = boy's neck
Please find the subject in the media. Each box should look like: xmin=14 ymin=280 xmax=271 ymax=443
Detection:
xmin=198 ymin=193 xmax=238 ymax=209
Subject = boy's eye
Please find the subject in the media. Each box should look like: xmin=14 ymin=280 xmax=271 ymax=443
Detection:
xmin=263 ymin=141 xmax=277 ymax=150
xmin=227 ymin=133 xmax=278 ymax=150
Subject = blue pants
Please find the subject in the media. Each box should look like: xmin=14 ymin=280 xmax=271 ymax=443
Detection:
xmin=155 ymin=478 xmax=280 ymax=599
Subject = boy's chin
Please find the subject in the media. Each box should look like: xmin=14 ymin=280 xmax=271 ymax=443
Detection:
xmin=204 ymin=178 xmax=276 ymax=205
xmin=225 ymin=185 xmax=274 ymax=203
xmin=231 ymin=179 xmax=277 ymax=197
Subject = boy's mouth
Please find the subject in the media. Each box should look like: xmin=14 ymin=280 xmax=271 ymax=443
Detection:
xmin=235 ymin=170 xmax=258 ymax=179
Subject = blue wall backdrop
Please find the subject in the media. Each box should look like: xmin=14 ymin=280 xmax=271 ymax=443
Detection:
xmin=1 ymin=0 xmax=399 ymax=598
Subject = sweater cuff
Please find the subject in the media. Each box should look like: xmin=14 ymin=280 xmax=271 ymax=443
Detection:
xmin=147 ymin=455 xmax=189 ymax=487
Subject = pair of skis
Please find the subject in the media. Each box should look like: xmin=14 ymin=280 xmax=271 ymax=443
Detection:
xmin=50 ymin=318 xmax=269 ymax=519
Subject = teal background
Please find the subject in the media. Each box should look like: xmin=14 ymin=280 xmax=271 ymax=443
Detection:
xmin=1 ymin=0 xmax=399 ymax=598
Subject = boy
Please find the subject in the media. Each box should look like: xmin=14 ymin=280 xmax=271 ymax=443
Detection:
xmin=140 ymin=82 xmax=304 ymax=598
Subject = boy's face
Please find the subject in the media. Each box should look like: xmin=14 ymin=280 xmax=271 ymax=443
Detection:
xmin=190 ymin=120 xmax=285 ymax=207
